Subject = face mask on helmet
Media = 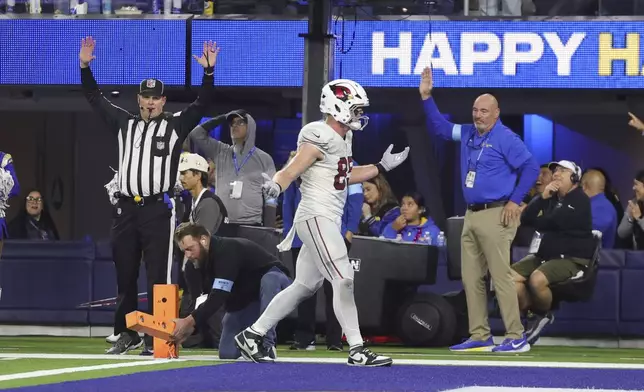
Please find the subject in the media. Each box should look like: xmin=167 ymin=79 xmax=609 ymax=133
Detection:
xmin=346 ymin=105 xmax=369 ymax=131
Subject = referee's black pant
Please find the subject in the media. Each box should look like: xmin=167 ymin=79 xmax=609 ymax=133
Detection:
xmin=111 ymin=194 xmax=175 ymax=342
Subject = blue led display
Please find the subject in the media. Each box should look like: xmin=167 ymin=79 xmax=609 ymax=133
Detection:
xmin=190 ymin=19 xmax=307 ymax=87
xmin=0 ymin=19 xmax=186 ymax=85
xmin=334 ymin=20 xmax=644 ymax=89
xmin=4 ymin=19 xmax=644 ymax=89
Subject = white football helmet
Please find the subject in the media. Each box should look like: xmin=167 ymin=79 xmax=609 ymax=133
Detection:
xmin=320 ymin=79 xmax=370 ymax=131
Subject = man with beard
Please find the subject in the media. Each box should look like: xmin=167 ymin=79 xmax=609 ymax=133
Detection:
xmin=168 ymin=222 xmax=291 ymax=359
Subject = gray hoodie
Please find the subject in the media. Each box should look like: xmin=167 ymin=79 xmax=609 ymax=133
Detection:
xmin=188 ymin=112 xmax=276 ymax=225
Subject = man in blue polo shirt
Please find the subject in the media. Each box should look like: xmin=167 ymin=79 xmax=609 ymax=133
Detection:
xmin=581 ymin=169 xmax=617 ymax=248
xmin=419 ymin=67 xmax=539 ymax=353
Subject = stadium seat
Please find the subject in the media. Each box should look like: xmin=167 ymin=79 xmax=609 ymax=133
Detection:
xmin=549 ymin=230 xmax=602 ymax=308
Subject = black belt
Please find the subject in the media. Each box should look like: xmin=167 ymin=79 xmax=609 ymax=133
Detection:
xmin=117 ymin=192 xmax=167 ymax=207
xmin=467 ymin=200 xmax=507 ymax=212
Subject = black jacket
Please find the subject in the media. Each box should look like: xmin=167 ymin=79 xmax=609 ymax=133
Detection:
xmin=190 ymin=236 xmax=290 ymax=325
xmin=81 ymin=66 xmax=213 ymax=198
xmin=520 ymin=186 xmax=595 ymax=260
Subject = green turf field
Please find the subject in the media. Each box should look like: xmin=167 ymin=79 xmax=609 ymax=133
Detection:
xmin=1 ymin=336 xmax=644 ymax=390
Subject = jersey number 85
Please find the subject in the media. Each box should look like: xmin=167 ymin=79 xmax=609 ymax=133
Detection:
xmin=333 ymin=157 xmax=353 ymax=191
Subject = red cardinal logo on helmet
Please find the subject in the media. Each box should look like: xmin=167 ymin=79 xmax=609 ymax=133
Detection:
xmin=332 ymin=85 xmax=353 ymax=102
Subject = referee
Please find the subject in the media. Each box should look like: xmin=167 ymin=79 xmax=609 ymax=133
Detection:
xmin=79 ymin=36 xmax=219 ymax=355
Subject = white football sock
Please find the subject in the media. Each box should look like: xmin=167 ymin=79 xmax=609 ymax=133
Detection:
xmin=251 ymin=281 xmax=315 ymax=336
xmin=331 ymin=278 xmax=364 ymax=349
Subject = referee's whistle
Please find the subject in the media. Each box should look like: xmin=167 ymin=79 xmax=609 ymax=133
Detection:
xmin=134 ymin=195 xmax=142 ymax=203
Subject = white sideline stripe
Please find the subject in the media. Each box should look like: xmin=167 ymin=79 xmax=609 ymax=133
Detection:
xmin=272 ymin=357 xmax=644 ymax=370
xmin=2 ymin=353 xmax=644 ymax=371
xmin=0 ymin=359 xmax=181 ymax=382
xmin=0 ymin=353 xmax=159 ymax=361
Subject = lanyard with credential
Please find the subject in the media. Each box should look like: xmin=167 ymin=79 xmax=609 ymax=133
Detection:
xmin=233 ymin=147 xmax=256 ymax=175
xmin=467 ymin=132 xmax=490 ymax=171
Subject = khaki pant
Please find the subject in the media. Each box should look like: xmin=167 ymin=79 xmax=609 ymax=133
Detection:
xmin=461 ymin=206 xmax=523 ymax=340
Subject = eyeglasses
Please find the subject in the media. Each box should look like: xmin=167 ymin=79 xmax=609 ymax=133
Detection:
xmin=230 ymin=120 xmax=247 ymax=128
xmin=26 ymin=196 xmax=43 ymax=203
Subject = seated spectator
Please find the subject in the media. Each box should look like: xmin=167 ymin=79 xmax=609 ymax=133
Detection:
xmin=511 ymin=160 xmax=594 ymax=345
xmin=589 ymin=167 xmax=625 ymax=241
xmin=7 ymin=189 xmax=59 ymax=240
xmin=359 ymin=174 xmax=399 ymax=237
xmin=617 ymin=170 xmax=644 ymax=250
xmin=382 ymin=191 xmax=440 ymax=244
xmin=581 ymin=169 xmax=617 ymax=248
xmin=515 ymin=164 xmax=553 ymax=247
xmin=523 ymin=164 xmax=553 ymax=205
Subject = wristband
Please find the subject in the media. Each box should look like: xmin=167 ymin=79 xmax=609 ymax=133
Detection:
xmin=376 ymin=163 xmax=385 ymax=174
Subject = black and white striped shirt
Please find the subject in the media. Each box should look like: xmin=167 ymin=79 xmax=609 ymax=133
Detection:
xmin=81 ymin=67 xmax=213 ymax=197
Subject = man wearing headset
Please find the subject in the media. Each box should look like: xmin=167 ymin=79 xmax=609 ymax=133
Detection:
xmin=512 ymin=160 xmax=594 ymax=345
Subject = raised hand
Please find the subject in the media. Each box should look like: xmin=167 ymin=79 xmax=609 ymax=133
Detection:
xmin=79 ymin=36 xmax=96 ymax=68
xmin=193 ymin=41 xmax=220 ymax=69
xmin=542 ymin=181 xmax=560 ymax=199
xmin=419 ymin=66 xmax=433 ymax=100
xmin=629 ymin=200 xmax=642 ymax=220
xmin=628 ymin=112 xmax=644 ymax=132
xmin=378 ymin=144 xmax=410 ymax=172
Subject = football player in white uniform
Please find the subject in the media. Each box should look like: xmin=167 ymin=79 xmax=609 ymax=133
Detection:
xmin=234 ymin=79 xmax=409 ymax=367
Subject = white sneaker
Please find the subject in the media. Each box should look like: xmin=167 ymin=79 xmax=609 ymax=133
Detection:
xmin=233 ymin=328 xmax=274 ymax=363
xmin=105 ymin=333 xmax=120 ymax=345
xmin=347 ymin=346 xmax=392 ymax=367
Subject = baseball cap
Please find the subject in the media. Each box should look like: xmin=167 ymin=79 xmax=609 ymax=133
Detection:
xmin=139 ymin=78 xmax=164 ymax=97
xmin=548 ymin=160 xmax=582 ymax=179
xmin=179 ymin=153 xmax=209 ymax=173
xmin=226 ymin=110 xmax=248 ymax=123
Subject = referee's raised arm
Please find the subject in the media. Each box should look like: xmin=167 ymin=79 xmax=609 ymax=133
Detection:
xmin=176 ymin=41 xmax=220 ymax=138
xmin=79 ymin=36 xmax=132 ymax=134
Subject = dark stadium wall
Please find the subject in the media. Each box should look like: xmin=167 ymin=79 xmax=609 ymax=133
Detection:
xmin=0 ymin=110 xmax=641 ymax=241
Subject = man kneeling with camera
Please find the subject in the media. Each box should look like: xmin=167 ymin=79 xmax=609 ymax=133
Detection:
xmin=512 ymin=160 xmax=595 ymax=346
